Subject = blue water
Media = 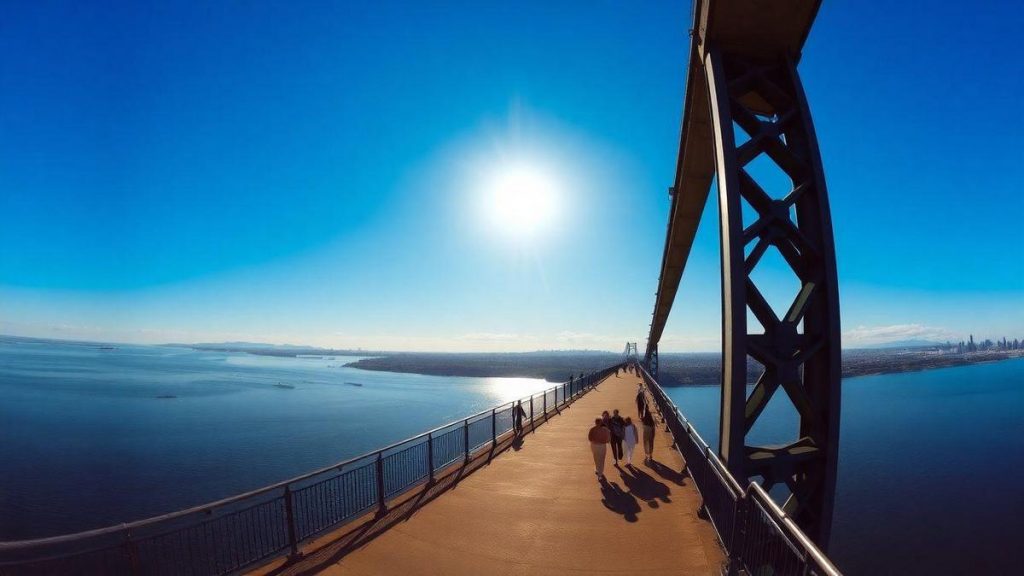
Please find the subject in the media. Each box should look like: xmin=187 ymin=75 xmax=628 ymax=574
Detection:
xmin=2 ymin=339 xmax=1021 ymax=574
xmin=665 ymin=358 xmax=1024 ymax=575
xmin=0 ymin=338 xmax=551 ymax=540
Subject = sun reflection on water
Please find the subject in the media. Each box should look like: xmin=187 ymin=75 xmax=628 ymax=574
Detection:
xmin=483 ymin=377 xmax=555 ymax=404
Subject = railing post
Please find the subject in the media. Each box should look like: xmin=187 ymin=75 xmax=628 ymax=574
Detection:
xmin=427 ymin=433 xmax=435 ymax=484
xmin=120 ymin=525 xmax=138 ymax=575
xmin=542 ymin=389 xmax=547 ymax=419
xmin=375 ymin=453 xmax=387 ymax=517
xmin=463 ymin=418 xmax=470 ymax=463
xmin=283 ymin=484 xmax=299 ymax=557
xmin=491 ymin=408 xmax=497 ymax=446
xmin=530 ymin=396 xmax=535 ymax=431
xmin=727 ymin=494 xmax=746 ymax=572
xmin=701 ymin=446 xmax=711 ymax=501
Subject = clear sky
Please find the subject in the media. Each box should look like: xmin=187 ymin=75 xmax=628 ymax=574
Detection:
xmin=2 ymin=1 xmax=1021 ymax=352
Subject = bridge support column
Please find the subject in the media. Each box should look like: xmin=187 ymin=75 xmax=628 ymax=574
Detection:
xmin=645 ymin=344 xmax=659 ymax=377
xmin=703 ymin=44 xmax=841 ymax=548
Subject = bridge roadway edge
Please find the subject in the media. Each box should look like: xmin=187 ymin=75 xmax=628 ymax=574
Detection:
xmin=250 ymin=372 xmax=725 ymax=575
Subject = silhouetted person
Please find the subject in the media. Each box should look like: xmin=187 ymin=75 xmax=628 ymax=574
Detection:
xmin=588 ymin=418 xmax=611 ymax=480
xmin=609 ymin=409 xmax=626 ymax=465
xmin=513 ymin=401 xmax=527 ymax=435
xmin=635 ymin=384 xmax=647 ymax=417
xmin=623 ymin=416 xmax=639 ymax=467
xmin=641 ymin=404 xmax=656 ymax=461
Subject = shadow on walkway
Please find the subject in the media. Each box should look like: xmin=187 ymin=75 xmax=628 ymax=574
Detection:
xmin=599 ymin=478 xmax=641 ymax=522
xmin=647 ymin=458 xmax=686 ymax=486
xmin=617 ymin=464 xmax=672 ymax=507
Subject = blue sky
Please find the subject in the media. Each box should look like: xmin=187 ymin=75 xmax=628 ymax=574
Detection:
xmin=1 ymin=1 xmax=1021 ymax=351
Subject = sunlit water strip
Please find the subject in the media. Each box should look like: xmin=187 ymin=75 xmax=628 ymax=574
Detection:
xmin=0 ymin=340 xmax=552 ymax=539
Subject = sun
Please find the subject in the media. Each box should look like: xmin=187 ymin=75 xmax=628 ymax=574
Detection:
xmin=483 ymin=163 xmax=560 ymax=240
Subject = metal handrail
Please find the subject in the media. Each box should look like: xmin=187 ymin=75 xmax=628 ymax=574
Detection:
xmin=747 ymin=484 xmax=841 ymax=576
xmin=634 ymin=362 xmax=842 ymax=576
xmin=0 ymin=365 xmax=621 ymax=574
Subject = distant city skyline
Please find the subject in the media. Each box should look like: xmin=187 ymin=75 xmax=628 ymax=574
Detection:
xmin=2 ymin=1 xmax=1021 ymax=352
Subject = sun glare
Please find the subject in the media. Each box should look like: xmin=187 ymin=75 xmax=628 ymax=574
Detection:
xmin=483 ymin=163 xmax=560 ymax=241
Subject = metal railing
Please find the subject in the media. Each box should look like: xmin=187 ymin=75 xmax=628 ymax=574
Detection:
xmin=0 ymin=366 xmax=621 ymax=575
xmin=635 ymin=363 xmax=842 ymax=576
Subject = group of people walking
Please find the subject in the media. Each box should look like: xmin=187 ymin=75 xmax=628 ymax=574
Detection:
xmin=587 ymin=383 xmax=658 ymax=480
xmin=614 ymin=363 xmax=639 ymax=377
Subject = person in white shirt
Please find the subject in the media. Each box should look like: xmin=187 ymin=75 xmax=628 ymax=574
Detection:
xmin=622 ymin=416 xmax=639 ymax=468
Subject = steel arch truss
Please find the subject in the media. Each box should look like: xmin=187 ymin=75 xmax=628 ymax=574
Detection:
xmin=705 ymin=47 xmax=841 ymax=545
xmin=645 ymin=344 xmax=659 ymax=377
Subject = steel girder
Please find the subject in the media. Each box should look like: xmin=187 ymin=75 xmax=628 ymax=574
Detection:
xmin=642 ymin=0 xmax=839 ymax=547
xmin=704 ymin=46 xmax=841 ymax=547
xmin=645 ymin=344 xmax=659 ymax=377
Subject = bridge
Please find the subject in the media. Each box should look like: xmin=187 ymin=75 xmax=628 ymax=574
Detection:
xmin=0 ymin=1 xmax=845 ymax=574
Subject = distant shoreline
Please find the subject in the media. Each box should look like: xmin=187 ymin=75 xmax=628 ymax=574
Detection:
xmin=3 ymin=334 xmax=1021 ymax=385
xmin=344 ymin=349 xmax=1024 ymax=385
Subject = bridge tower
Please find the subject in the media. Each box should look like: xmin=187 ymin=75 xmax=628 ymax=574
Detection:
xmin=645 ymin=0 xmax=841 ymax=548
xmin=623 ymin=342 xmax=639 ymax=364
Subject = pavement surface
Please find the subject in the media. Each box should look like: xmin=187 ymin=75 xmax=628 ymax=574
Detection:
xmin=253 ymin=371 xmax=725 ymax=575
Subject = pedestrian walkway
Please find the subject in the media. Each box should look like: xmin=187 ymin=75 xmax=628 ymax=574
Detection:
xmin=253 ymin=371 xmax=724 ymax=575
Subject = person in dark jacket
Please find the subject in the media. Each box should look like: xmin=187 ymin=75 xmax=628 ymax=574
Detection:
xmin=609 ymin=409 xmax=626 ymax=465
xmin=635 ymin=384 xmax=647 ymax=417
xmin=641 ymin=405 xmax=656 ymax=461
xmin=513 ymin=400 xmax=527 ymax=435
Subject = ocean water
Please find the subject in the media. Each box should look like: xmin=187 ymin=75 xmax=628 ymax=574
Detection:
xmin=0 ymin=338 xmax=552 ymax=540
xmin=664 ymin=358 xmax=1024 ymax=575
xmin=2 ymin=339 xmax=1021 ymax=575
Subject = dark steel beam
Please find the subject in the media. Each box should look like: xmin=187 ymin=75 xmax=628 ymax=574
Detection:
xmin=644 ymin=0 xmax=839 ymax=550
xmin=705 ymin=46 xmax=840 ymax=548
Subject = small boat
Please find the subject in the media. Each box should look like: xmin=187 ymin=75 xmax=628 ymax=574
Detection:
xmin=273 ymin=383 xmax=296 ymax=390
xmin=344 ymin=382 xmax=364 ymax=387
xmin=156 ymin=395 xmax=177 ymax=399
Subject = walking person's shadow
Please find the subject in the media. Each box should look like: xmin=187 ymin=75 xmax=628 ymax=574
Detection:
xmin=599 ymin=477 xmax=641 ymax=522
xmin=646 ymin=458 xmax=686 ymax=486
xmin=617 ymin=464 xmax=672 ymax=508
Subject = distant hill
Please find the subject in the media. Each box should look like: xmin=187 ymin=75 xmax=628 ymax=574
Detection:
xmin=345 ymin=351 xmax=623 ymax=382
xmin=187 ymin=342 xmax=312 ymax=350
xmin=347 ymin=347 xmax=1024 ymax=385
xmin=170 ymin=342 xmax=375 ymax=357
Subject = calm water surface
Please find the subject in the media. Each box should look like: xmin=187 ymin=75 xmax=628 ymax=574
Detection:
xmin=0 ymin=338 xmax=551 ymax=540
xmin=3 ymin=339 xmax=1021 ymax=575
xmin=665 ymin=358 xmax=1024 ymax=575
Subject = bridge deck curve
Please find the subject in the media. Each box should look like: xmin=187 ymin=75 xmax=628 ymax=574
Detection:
xmin=254 ymin=372 xmax=724 ymax=575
